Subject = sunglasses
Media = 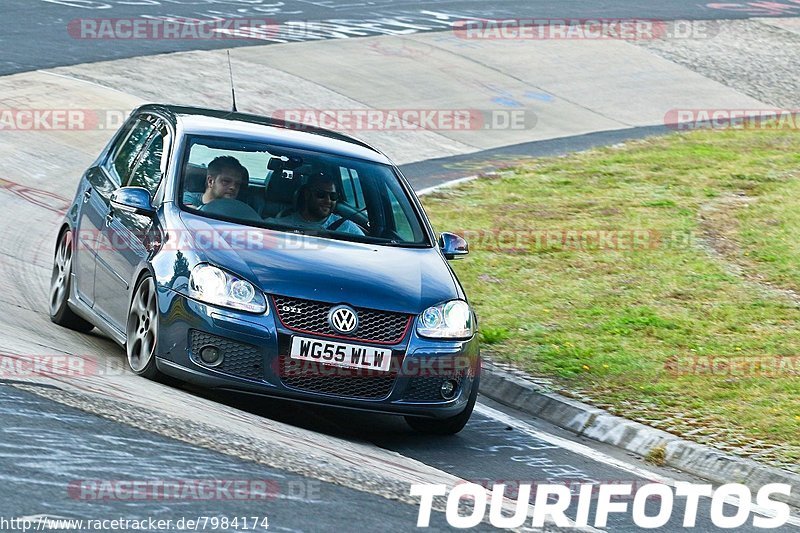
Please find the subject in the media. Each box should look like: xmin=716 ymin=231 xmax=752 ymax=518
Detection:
xmin=312 ymin=190 xmax=339 ymax=201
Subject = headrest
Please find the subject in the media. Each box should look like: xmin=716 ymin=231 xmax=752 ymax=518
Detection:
xmin=236 ymin=171 xmax=250 ymax=202
xmin=185 ymin=164 xmax=208 ymax=193
xmin=266 ymin=168 xmax=301 ymax=204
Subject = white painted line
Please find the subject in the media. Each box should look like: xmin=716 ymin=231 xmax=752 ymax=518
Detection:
xmin=416 ymin=174 xmax=482 ymax=196
xmin=37 ymin=69 xmax=146 ymax=100
xmin=475 ymin=403 xmax=800 ymax=527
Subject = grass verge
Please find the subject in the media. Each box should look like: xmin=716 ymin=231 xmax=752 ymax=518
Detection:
xmin=422 ymin=128 xmax=800 ymax=473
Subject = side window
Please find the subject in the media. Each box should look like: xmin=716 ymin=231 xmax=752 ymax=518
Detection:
xmin=339 ymin=167 xmax=365 ymax=208
xmin=386 ymin=186 xmax=414 ymax=242
xmin=111 ymin=118 xmax=156 ymax=185
xmin=127 ymin=126 xmax=167 ymax=196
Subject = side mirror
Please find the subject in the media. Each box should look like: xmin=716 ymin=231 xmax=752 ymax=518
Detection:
xmin=439 ymin=232 xmax=469 ymax=260
xmin=111 ymin=186 xmax=155 ymax=216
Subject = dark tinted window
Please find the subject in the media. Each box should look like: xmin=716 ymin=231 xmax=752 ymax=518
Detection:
xmin=128 ymin=127 xmax=166 ymax=195
xmin=112 ymin=118 xmax=155 ymax=184
xmin=180 ymin=136 xmax=430 ymax=246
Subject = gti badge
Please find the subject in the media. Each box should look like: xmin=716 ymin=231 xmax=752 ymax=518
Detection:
xmin=328 ymin=305 xmax=358 ymax=334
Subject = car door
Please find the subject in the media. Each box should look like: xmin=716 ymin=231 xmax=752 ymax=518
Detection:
xmin=72 ymin=167 xmax=111 ymax=306
xmin=72 ymin=118 xmax=146 ymax=307
xmin=90 ymin=116 xmax=158 ymax=330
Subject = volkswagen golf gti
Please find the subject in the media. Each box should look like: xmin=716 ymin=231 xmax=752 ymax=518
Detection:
xmin=49 ymin=104 xmax=480 ymax=434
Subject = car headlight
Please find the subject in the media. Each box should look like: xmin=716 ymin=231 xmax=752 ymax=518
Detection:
xmin=416 ymin=300 xmax=474 ymax=339
xmin=187 ymin=264 xmax=267 ymax=314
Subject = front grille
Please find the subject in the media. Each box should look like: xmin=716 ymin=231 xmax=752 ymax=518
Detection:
xmin=189 ymin=330 xmax=263 ymax=380
xmin=272 ymin=295 xmax=412 ymax=344
xmin=403 ymin=373 xmax=465 ymax=402
xmin=279 ymin=355 xmax=396 ymax=400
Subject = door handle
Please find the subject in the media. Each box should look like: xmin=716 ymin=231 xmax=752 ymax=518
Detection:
xmin=83 ymin=188 xmax=92 ymax=203
xmin=105 ymin=210 xmax=114 ymax=227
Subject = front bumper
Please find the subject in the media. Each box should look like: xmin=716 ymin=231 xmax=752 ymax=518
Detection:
xmin=156 ymin=290 xmax=480 ymax=419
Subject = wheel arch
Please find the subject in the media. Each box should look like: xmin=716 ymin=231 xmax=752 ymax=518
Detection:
xmin=55 ymin=222 xmax=71 ymax=252
xmin=129 ymin=264 xmax=157 ymax=306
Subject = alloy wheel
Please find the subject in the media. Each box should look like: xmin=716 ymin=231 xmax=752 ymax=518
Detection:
xmin=49 ymin=230 xmax=73 ymax=316
xmin=127 ymin=277 xmax=159 ymax=373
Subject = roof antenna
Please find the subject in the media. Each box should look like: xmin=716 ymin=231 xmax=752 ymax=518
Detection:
xmin=227 ymin=50 xmax=238 ymax=113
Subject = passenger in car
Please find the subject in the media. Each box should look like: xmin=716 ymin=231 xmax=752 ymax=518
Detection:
xmin=276 ymin=173 xmax=365 ymax=235
xmin=183 ymin=156 xmax=248 ymax=208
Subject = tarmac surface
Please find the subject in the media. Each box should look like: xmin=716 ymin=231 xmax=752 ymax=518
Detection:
xmin=3 ymin=0 xmax=793 ymax=75
xmin=5 ymin=381 xmax=796 ymax=531
xmin=0 ymin=384 xmax=479 ymax=532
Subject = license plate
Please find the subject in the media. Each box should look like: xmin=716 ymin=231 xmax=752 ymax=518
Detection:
xmin=289 ymin=336 xmax=392 ymax=372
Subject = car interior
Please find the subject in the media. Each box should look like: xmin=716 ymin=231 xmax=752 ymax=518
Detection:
xmin=182 ymin=158 xmax=370 ymax=233
xmin=178 ymin=138 xmax=426 ymax=245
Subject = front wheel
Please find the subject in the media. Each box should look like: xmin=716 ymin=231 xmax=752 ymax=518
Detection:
xmin=126 ymin=275 xmax=164 ymax=380
xmin=405 ymin=376 xmax=480 ymax=435
xmin=49 ymin=229 xmax=94 ymax=333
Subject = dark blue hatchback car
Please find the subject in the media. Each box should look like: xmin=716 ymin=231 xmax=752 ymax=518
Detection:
xmin=50 ymin=104 xmax=479 ymax=433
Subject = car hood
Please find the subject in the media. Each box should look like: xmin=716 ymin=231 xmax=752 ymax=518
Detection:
xmin=178 ymin=212 xmax=460 ymax=314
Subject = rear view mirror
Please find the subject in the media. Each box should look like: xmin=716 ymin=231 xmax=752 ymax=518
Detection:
xmin=268 ymin=155 xmax=303 ymax=171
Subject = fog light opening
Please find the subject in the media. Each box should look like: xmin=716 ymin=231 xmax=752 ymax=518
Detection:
xmin=440 ymin=379 xmax=458 ymax=400
xmin=199 ymin=345 xmax=224 ymax=367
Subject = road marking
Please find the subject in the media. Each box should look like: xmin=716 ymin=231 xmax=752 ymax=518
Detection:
xmin=475 ymin=403 xmax=800 ymax=527
xmin=416 ymin=174 xmax=481 ymax=196
xmin=38 ymin=70 xmax=146 ymax=100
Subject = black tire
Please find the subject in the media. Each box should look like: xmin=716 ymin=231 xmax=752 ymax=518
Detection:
xmin=405 ymin=376 xmax=480 ymax=435
xmin=125 ymin=275 xmax=164 ymax=380
xmin=49 ymin=229 xmax=94 ymax=333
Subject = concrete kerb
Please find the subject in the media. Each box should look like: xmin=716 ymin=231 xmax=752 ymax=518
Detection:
xmin=479 ymin=359 xmax=800 ymax=509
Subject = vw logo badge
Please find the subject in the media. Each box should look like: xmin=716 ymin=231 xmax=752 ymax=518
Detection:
xmin=328 ymin=305 xmax=358 ymax=334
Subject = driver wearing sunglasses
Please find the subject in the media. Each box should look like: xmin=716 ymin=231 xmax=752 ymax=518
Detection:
xmin=277 ymin=173 xmax=365 ymax=235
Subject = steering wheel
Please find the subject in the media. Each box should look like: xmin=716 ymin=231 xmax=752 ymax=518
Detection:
xmin=330 ymin=203 xmax=369 ymax=232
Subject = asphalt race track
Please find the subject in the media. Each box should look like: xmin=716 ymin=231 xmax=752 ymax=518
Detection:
xmin=2 ymin=0 xmax=798 ymax=75
xmin=2 ymin=0 xmax=800 ymax=531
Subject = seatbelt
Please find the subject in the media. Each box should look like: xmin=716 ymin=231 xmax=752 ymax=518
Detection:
xmin=327 ymin=215 xmax=348 ymax=231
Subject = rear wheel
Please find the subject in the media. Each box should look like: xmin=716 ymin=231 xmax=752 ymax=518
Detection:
xmin=49 ymin=229 xmax=94 ymax=333
xmin=126 ymin=275 xmax=163 ymax=380
xmin=405 ymin=376 xmax=480 ymax=435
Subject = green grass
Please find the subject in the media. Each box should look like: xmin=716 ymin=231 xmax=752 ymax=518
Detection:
xmin=479 ymin=326 xmax=511 ymax=345
xmin=422 ymin=128 xmax=800 ymax=472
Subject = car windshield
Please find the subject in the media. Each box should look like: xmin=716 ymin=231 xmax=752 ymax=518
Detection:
xmin=178 ymin=135 xmax=430 ymax=246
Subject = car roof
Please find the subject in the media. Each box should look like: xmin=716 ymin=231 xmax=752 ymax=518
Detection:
xmin=136 ymin=104 xmax=393 ymax=165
